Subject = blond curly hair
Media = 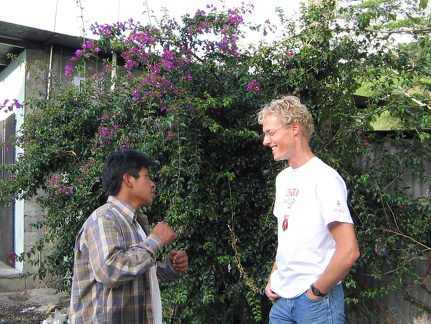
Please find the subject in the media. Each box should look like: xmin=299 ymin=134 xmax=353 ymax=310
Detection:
xmin=257 ymin=95 xmax=314 ymax=141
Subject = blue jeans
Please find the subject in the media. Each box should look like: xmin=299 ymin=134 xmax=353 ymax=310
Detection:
xmin=269 ymin=283 xmax=346 ymax=324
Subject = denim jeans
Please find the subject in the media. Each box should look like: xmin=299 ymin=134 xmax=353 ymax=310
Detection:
xmin=269 ymin=283 xmax=346 ymax=324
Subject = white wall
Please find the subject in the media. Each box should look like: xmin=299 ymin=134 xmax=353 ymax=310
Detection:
xmin=0 ymin=51 xmax=26 ymax=271
xmin=0 ymin=51 xmax=26 ymax=122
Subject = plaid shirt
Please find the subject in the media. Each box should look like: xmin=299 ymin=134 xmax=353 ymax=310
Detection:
xmin=69 ymin=196 xmax=181 ymax=323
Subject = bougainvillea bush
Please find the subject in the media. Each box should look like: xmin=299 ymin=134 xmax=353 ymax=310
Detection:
xmin=1 ymin=1 xmax=431 ymax=322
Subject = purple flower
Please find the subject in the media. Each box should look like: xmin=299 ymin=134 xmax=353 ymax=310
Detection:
xmin=133 ymin=90 xmax=139 ymax=100
xmin=65 ymin=65 xmax=73 ymax=76
xmin=13 ymin=99 xmax=22 ymax=108
xmin=49 ymin=176 xmax=58 ymax=186
xmin=246 ymin=78 xmax=262 ymax=92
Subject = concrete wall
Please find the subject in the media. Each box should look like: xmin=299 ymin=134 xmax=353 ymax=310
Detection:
xmin=356 ymin=140 xmax=431 ymax=323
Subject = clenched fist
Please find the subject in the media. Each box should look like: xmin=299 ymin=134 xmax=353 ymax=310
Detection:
xmin=169 ymin=250 xmax=188 ymax=272
xmin=150 ymin=221 xmax=177 ymax=246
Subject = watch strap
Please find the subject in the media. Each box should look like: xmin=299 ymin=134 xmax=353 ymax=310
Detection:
xmin=310 ymin=283 xmax=327 ymax=297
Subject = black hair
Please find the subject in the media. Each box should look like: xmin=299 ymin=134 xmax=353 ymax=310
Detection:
xmin=102 ymin=149 xmax=153 ymax=196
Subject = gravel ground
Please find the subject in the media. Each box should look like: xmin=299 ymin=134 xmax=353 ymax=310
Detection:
xmin=0 ymin=289 xmax=70 ymax=324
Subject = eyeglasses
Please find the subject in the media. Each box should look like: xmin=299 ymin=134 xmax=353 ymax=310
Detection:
xmin=263 ymin=125 xmax=288 ymax=138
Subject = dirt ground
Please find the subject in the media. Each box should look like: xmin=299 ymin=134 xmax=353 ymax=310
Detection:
xmin=0 ymin=289 xmax=70 ymax=324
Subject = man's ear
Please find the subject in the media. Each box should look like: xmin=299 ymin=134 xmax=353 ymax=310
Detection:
xmin=122 ymin=174 xmax=133 ymax=188
xmin=291 ymin=122 xmax=300 ymax=136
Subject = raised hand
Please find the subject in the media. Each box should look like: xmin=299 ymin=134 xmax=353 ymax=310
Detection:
xmin=169 ymin=250 xmax=188 ymax=272
xmin=150 ymin=221 xmax=177 ymax=246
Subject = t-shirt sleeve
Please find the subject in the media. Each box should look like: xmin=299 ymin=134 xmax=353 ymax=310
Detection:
xmin=315 ymin=173 xmax=353 ymax=226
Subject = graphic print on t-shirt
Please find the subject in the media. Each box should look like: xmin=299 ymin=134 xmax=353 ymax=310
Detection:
xmin=282 ymin=188 xmax=299 ymax=231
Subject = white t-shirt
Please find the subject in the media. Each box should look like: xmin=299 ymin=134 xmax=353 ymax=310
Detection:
xmin=270 ymin=157 xmax=353 ymax=298
xmin=136 ymin=223 xmax=163 ymax=323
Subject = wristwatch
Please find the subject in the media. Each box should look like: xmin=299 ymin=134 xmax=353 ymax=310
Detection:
xmin=310 ymin=283 xmax=327 ymax=297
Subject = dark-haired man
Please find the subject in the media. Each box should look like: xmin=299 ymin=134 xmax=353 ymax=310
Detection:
xmin=69 ymin=149 xmax=188 ymax=323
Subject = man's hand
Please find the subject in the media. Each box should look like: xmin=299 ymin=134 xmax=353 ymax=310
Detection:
xmin=150 ymin=221 xmax=177 ymax=246
xmin=169 ymin=250 xmax=188 ymax=272
xmin=265 ymin=283 xmax=280 ymax=302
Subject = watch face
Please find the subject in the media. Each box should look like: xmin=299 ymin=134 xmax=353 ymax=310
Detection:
xmin=311 ymin=285 xmax=324 ymax=296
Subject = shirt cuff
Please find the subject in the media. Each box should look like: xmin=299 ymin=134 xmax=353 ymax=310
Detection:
xmin=143 ymin=233 xmax=164 ymax=255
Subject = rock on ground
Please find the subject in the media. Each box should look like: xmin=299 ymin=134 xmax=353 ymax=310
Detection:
xmin=0 ymin=288 xmax=70 ymax=324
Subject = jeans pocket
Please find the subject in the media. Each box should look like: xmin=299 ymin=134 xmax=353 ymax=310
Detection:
xmin=303 ymin=292 xmax=324 ymax=303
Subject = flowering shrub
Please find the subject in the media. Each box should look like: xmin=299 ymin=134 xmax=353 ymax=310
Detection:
xmin=1 ymin=1 xmax=431 ymax=322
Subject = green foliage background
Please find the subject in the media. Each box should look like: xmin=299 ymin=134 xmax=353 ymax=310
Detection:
xmin=1 ymin=0 xmax=431 ymax=322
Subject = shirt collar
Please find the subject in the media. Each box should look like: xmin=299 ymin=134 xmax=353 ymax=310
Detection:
xmin=107 ymin=195 xmax=137 ymax=224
